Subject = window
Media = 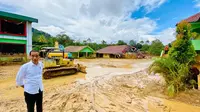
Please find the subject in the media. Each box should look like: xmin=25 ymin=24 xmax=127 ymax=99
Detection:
xmin=0 ymin=19 xmax=26 ymax=36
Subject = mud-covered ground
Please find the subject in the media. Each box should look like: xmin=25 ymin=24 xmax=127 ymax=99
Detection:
xmin=0 ymin=59 xmax=200 ymax=112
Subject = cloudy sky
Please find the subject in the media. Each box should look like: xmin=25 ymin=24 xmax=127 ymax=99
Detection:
xmin=0 ymin=0 xmax=200 ymax=44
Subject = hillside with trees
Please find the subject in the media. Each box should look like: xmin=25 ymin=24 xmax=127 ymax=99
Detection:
xmin=32 ymin=28 xmax=165 ymax=56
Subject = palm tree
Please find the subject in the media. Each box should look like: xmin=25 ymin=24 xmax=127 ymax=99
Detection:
xmin=38 ymin=35 xmax=47 ymax=43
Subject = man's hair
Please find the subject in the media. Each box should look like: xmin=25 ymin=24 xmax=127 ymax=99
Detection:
xmin=29 ymin=50 xmax=39 ymax=55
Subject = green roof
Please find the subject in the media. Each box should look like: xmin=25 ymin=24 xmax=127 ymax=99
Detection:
xmin=192 ymin=40 xmax=200 ymax=50
xmin=0 ymin=11 xmax=38 ymax=23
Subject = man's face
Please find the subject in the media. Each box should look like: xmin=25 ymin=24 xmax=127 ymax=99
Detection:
xmin=30 ymin=51 xmax=39 ymax=64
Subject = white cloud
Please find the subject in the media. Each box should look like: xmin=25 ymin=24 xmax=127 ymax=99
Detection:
xmin=36 ymin=25 xmax=65 ymax=36
xmin=194 ymin=0 xmax=200 ymax=7
xmin=157 ymin=27 xmax=176 ymax=44
xmin=0 ymin=0 xmax=168 ymax=43
xmin=136 ymin=28 xmax=176 ymax=45
xmin=152 ymin=28 xmax=176 ymax=45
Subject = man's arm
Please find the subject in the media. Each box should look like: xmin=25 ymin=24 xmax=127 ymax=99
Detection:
xmin=16 ymin=65 xmax=26 ymax=88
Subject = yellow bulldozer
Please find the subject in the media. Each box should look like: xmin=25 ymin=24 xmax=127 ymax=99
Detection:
xmin=39 ymin=42 xmax=86 ymax=79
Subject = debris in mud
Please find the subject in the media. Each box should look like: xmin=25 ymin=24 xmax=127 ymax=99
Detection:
xmin=0 ymin=59 xmax=200 ymax=112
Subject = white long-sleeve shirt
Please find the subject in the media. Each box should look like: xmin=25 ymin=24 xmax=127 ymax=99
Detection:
xmin=16 ymin=61 xmax=44 ymax=94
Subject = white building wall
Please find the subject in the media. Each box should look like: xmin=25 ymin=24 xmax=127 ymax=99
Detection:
xmin=0 ymin=35 xmax=27 ymax=40
xmin=26 ymin=22 xmax=32 ymax=55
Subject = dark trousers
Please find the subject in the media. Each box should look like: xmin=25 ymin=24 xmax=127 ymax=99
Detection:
xmin=24 ymin=89 xmax=43 ymax=112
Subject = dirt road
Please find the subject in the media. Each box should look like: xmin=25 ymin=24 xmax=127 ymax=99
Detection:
xmin=0 ymin=59 xmax=200 ymax=112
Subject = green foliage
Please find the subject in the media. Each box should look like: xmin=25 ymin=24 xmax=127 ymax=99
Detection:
xmin=169 ymin=20 xmax=196 ymax=64
xmin=56 ymin=34 xmax=74 ymax=46
xmin=129 ymin=40 xmax=136 ymax=46
xmin=38 ymin=35 xmax=47 ymax=43
xmin=140 ymin=44 xmax=150 ymax=52
xmin=140 ymin=40 xmax=144 ymax=44
xmin=117 ymin=40 xmax=127 ymax=45
xmin=148 ymin=39 xmax=164 ymax=55
xmin=88 ymin=43 xmax=108 ymax=51
xmin=32 ymin=28 xmax=51 ymax=37
xmin=167 ymin=84 xmax=175 ymax=97
xmin=145 ymin=40 xmax=150 ymax=44
xmin=149 ymin=58 xmax=190 ymax=96
xmin=101 ymin=40 xmax=107 ymax=45
xmin=135 ymin=43 xmax=142 ymax=49
xmin=32 ymin=28 xmax=110 ymax=51
xmin=191 ymin=32 xmax=200 ymax=39
xmin=149 ymin=21 xmax=197 ymax=97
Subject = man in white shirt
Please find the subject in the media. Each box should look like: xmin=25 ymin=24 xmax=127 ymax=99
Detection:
xmin=16 ymin=50 xmax=43 ymax=112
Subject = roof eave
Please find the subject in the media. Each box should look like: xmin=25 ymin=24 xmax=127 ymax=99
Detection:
xmin=0 ymin=11 xmax=38 ymax=23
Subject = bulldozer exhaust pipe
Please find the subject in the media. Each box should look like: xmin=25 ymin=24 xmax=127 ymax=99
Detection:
xmin=63 ymin=50 xmax=64 ymax=58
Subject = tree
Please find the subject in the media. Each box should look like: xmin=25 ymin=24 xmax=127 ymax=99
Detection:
xmin=83 ymin=40 xmax=87 ymax=45
xmin=101 ymin=40 xmax=107 ymax=45
xmin=129 ymin=40 xmax=136 ymax=46
xmin=141 ymin=44 xmax=150 ymax=52
xmin=56 ymin=34 xmax=74 ymax=46
xmin=117 ymin=40 xmax=127 ymax=45
xmin=38 ymin=35 xmax=47 ymax=43
xmin=149 ymin=39 xmax=164 ymax=55
xmin=135 ymin=43 xmax=142 ymax=49
xmin=87 ymin=38 xmax=92 ymax=43
xmin=48 ymin=37 xmax=57 ymax=47
xmin=145 ymin=40 xmax=150 ymax=44
xmin=140 ymin=40 xmax=144 ymax=44
xmin=169 ymin=20 xmax=196 ymax=64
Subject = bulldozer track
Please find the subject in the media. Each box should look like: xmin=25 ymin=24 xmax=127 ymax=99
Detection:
xmin=43 ymin=67 xmax=78 ymax=79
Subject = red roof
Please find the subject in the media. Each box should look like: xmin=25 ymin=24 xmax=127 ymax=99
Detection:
xmin=184 ymin=12 xmax=200 ymax=23
xmin=96 ymin=45 xmax=133 ymax=54
xmin=65 ymin=46 xmax=87 ymax=52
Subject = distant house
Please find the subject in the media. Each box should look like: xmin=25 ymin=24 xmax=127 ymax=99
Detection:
xmin=96 ymin=45 xmax=136 ymax=58
xmin=65 ymin=46 xmax=95 ymax=58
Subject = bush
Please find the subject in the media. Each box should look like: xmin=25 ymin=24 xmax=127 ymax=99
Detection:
xmin=149 ymin=58 xmax=190 ymax=96
xmin=149 ymin=21 xmax=197 ymax=97
xmin=140 ymin=44 xmax=150 ymax=52
xmin=169 ymin=20 xmax=196 ymax=64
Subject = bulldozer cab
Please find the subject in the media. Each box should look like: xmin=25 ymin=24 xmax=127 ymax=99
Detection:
xmin=39 ymin=47 xmax=56 ymax=58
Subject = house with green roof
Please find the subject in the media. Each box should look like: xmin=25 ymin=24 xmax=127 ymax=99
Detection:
xmin=0 ymin=11 xmax=38 ymax=56
xmin=65 ymin=46 xmax=95 ymax=58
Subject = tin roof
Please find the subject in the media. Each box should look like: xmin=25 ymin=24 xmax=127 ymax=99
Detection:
xmin=183 ymin=12 xmax=200 ymax=23
xmin=96 ymin=45 xmax=132 ymax=54
xmin=65 ymin=46 xmax=95 ymax=52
